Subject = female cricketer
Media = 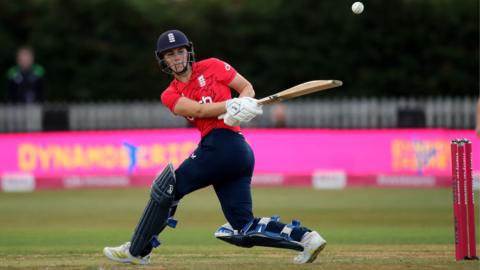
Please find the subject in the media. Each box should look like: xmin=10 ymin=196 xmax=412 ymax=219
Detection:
xmin=103 ymin=30 xmax=326 ymax=265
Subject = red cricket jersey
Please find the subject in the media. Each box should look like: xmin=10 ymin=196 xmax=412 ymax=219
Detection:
xmin=161 ymin=58 xmax=241 ymax=138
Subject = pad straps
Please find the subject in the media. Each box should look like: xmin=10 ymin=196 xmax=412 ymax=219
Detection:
xmin=242 ymin=216 xmax=301 ymax=241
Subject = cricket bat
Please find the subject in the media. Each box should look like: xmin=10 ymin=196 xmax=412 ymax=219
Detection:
xmin=257 ymin=80 xmax=343 ymax=105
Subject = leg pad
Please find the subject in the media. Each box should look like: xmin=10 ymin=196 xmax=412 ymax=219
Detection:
xmin=129 ymin=164 xmax=176 ymax=256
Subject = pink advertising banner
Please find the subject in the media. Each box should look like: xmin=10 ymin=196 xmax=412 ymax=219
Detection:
xmin=244 ymin=129 xmax=479 ymax=175
xmin=0 ymin=129 xmax=478 ymax=190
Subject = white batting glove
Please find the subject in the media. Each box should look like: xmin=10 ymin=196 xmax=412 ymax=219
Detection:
xmin=224 ymin=113 xmax=241 ymax=126
xmin=218 ymin=113 xmax=241 ymax=126
xmin=241 ymin=97 xmax=263 ymax=119
xmin=225 ymin=97 xmax=263 ymax=123
xmin=225 ymin=98 xmax=242 ymax=117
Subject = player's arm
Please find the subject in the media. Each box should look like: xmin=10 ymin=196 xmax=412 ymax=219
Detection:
xmin=229 ymin=73 xmax=255 ymax=98
xmin=173 ymin=73 xmax=257 ymax=118
xmin=173 ymin=97 xmax=227 ymax=118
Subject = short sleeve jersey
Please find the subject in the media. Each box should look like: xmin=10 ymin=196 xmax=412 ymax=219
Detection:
xmin=161 ymin=58 xmax=241 ymax=137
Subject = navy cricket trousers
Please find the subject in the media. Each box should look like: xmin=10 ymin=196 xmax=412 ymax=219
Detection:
xmin=174 ymin=128 xmax=255 ymax=230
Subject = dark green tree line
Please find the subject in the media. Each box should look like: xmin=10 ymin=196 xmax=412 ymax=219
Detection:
xmin=0 ymin=0 xmax=478 ymax=102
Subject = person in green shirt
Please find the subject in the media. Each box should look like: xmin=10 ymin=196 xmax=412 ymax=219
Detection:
xmin=6 ymin=46 xmax=46 ymax=103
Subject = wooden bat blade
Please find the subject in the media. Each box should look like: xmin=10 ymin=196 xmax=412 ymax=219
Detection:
xmin=257 ymin=80 xmax=342 ymax=105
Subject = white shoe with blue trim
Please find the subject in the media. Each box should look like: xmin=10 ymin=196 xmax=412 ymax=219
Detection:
xmin=103 ymin=242 xmax=151 ymax=265
xmin=293 ymin=231 xmax=326 ymax=264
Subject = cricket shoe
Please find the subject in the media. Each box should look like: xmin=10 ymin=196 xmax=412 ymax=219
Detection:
xmin=293 ymin=231 xmax=327 ymax=264
xmin=103 ymin=242 xmax=151 ymax=265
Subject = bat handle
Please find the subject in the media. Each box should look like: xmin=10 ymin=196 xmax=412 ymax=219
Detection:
xmin=257 ymin=96 xmax=280 ymax=105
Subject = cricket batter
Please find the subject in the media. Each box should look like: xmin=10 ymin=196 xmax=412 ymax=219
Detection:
xmin=103 ymin=30 xmax=326 ymax=265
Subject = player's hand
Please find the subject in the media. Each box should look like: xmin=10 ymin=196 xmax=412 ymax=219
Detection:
xmin=241 ymin=97 xmax=263 ymax=118
xmin=218 ymin=112 xmax=241 ymax=126
xmin=225 ymin=97 xmax=263 ymax=123
xmin=220 ymin=113 xmax=241 ymax=126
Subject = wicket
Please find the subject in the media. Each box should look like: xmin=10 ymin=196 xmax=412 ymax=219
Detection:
xmin=451 ymin=139 xmax=478 ymax=260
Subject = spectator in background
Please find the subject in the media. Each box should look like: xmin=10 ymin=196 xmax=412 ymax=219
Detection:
xmin=271 ymin=104 xmax=287 ymax=128
xmin=6 ymin=46 xmax=46 ymax=103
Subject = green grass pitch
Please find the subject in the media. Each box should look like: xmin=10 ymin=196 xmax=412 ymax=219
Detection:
xmin=0 ymin=187 xmax=478 ymax=270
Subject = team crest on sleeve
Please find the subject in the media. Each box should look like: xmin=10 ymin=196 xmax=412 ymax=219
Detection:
xmin=198 ymin=75 xmax=206 ymax=87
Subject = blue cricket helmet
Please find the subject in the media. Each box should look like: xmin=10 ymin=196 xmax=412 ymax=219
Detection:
xmin=154 ymin=30 xmax=195 ymax=74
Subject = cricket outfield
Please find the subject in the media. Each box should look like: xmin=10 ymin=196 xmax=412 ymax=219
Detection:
xmin=0 ymin=187 xmax=478 ymax=270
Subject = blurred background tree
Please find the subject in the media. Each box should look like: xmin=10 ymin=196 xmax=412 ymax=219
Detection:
xmin=0 ymin=0 xmax=478 ymax=102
